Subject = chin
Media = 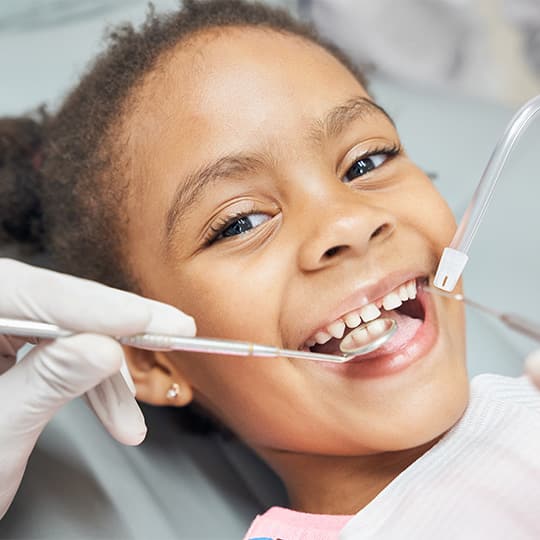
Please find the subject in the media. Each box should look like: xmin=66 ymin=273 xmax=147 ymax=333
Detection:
xmin=325 ymin=334 xmax=470 ymax=455
xmin=367 ymin=348 xmax=470 ymax=453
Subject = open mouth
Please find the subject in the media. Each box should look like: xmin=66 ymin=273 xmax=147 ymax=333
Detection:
xmin=302 ymin=277 xmax=427 ymax=358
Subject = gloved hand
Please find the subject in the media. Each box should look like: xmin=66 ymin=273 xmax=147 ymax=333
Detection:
xmin=0 ymin=258 xmax=196 ymax=519
xmin=525 ymin=350 xmax=540 ymax=389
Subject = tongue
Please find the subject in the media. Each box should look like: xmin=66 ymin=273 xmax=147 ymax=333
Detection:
xmin=369 ymin=309 xmax=422 ymax=356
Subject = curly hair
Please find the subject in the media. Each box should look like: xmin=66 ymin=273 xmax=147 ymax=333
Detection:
xmin=0 ymin=0 xmax=368 ymax=434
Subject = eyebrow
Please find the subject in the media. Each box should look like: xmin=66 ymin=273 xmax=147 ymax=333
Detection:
xmin=165 ymin=97 xmax=394 ymax=241
xmin=165 ymin=154 xmax=264 ymax=239
xmin=311 ymin=96 xmax=395 ymax=142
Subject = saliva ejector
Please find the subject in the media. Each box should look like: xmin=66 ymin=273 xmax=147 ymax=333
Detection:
xmin=434 ymin=94 xmax=540 ymax=292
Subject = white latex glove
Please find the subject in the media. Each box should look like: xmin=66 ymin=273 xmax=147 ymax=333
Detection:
xmin=525 ymin=350 xmax=540 ymax=389
xmin=0 ymin=258 xmax=196 ymax=519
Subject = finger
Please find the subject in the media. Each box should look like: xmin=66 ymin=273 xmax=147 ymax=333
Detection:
xmin=141 ymin=297 xmax=196 ymax=335
xmin=0 ymin=258 xmax=196 ymax=336
xmin=85 ymin=372 xmax=147 ymax=446
xmin=0 ymin=334 xmax=126 ymax=435
xmin=525 ymin=350 xmax=540 ymax=388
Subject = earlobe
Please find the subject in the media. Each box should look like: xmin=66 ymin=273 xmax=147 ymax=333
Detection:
xmin=165 ymin=381 xmax=193 ymax=406
xmin=123 ymin=346 xmax=193 ymax=406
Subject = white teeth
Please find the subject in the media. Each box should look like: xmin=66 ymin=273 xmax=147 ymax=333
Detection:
xmin=366 ymin=318 xmax=387 ymax=337
xmin=340 ymin=319 xmax=390 ymax=353
xmin=344 ymin=312 xmax=362 ymax=329
xmin=382 ymin=279 xmax=418 ymax=310
xmin=398 ymin=285 xmax=409 ymax=301
xmin=314 ymin=331 xmax=332 ymax=345
xmin=327 ymin=320 xmax=346 ymax=339
xmin=306 ymin=279 xmax=419 ymax=350
xmin=406 ymin=280 xmax=417 ymax=299
xmin=382 ymin=292 xmax=402 ymax=311
xmin=359 ymin=303 xmax=381 ymax=322
xmin=341 ymin=326 xmax=369 ymax=351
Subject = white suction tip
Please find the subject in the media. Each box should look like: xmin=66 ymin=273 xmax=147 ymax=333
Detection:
xmin=433 ymin=247 xmax=469 ymax=291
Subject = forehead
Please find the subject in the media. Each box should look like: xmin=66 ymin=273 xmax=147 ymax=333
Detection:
xmin=126 ymin=27 xmax=369 ymax=157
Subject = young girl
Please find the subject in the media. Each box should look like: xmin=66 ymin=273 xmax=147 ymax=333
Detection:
xmin=1 ymin=1 xmax=539 ymax=538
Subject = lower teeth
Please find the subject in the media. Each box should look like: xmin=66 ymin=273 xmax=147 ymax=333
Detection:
xmin=340 ymin=318 xmax=389 ymax=351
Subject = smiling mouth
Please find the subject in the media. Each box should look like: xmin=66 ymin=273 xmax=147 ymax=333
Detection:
xmin=302 ymin=277 xmax=427 ymax=357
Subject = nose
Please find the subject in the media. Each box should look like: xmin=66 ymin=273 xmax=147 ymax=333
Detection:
xmin=297 ymin=197 xmax=396 ymax=272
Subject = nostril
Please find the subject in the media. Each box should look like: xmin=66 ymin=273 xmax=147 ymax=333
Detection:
xmin=370 ymin=224 xmax=390 ymax=240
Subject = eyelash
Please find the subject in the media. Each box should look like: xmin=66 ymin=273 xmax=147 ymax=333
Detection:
xmin=209 ymin=212 xmax=244 ymax=234
xmin=205 ymin=210 xmax=261 ymax=246
xmin=343 ymin=143 xmax=401 ymax=183
xmin=205 ymin=143 xmax=402 ymax=246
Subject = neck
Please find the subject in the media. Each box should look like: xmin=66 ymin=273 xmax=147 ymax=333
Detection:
xmin=256 ymin=439 xmax=439 ymax=515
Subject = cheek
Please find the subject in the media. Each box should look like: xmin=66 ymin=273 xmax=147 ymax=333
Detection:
xmin=397 ymin=173 xmax=465 ymax=331
xmin=169 ymin=251 xmax=290 ymax=344
xmin=393 ymin=172 xmax=457 ymax=248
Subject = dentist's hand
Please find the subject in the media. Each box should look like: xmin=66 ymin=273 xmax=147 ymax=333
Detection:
xmin=0 ymin=259 xmax=196 ymax=519
xmin=525 ymin=350 xmax=540 ymax=389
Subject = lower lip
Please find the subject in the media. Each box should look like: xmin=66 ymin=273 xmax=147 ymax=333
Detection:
xmin=319 ymin=285 xmax=438 ymax=378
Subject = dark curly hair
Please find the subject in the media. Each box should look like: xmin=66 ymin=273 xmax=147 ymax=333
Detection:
xmin=0 ymin=0 xmax=368 ymax=435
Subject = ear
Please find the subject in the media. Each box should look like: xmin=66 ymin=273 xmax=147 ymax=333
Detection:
xmin=123 ymin=346 xmax=193 ymax=407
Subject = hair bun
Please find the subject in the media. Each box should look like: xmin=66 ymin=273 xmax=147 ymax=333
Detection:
xmin=0 ymin=114 xmax=46 ymax=252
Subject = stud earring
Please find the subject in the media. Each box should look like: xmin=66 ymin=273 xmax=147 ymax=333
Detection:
xmin=166 ymin=383 xmax=181 ymax=400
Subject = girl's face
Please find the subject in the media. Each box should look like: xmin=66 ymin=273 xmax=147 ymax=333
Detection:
xmin=124 ymin=28 xmax=469 ymax=458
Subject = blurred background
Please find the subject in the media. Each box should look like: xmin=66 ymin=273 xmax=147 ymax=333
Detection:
xmin=1 ymin=0 xmax=539 ymax=114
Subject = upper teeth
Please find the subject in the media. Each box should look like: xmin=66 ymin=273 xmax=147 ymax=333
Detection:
xmin=305 ymin=279 xmax=417 ymax=347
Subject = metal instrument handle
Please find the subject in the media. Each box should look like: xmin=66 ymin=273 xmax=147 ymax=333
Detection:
xmin=501 ymin=313 xmax=540 ymax=343
xmin=119 ymin=334 xmax=256 ymax=355
xmin=0 ymin=317 xmax=73 ymax=339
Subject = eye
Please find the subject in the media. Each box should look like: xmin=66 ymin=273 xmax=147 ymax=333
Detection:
xmin=343 ymin=143 xmax=401 ymax=183
xmin=211 ymin=212 xmax=270 ymax=243
xmin=344 ymin=153 xmax=389 ymax=183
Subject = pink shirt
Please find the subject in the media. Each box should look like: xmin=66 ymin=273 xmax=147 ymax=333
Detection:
xmin=243 ymin=506 xmax=352 ymax=540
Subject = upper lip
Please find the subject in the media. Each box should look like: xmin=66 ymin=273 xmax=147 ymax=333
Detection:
xmin=296 ymin=269 xmax=425 ymax=349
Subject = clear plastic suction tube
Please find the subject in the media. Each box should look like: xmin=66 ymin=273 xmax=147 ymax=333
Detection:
xmin=434 ymin=95 xmax=540 ymax=291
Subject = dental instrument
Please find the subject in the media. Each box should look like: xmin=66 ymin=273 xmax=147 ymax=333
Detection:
xmin=434 ymin=94 xmax=540 ymax=292
xmin=0 ymin=316 xmax=397 ymax=364
xmin=423 ymin=285 xmax=540 ymax=342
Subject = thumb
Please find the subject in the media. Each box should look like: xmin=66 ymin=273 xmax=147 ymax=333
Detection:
xmin=525 ymin=350 xmax=540 ymax=389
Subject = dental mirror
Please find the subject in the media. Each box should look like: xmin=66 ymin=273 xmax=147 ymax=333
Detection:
xmin=266 ymin=318 xmax=398 ymax=364
xmin=338 ymin=317 xmax=397 ymax=358
xmin=244 ymin=317 xmax=398 ymax=364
